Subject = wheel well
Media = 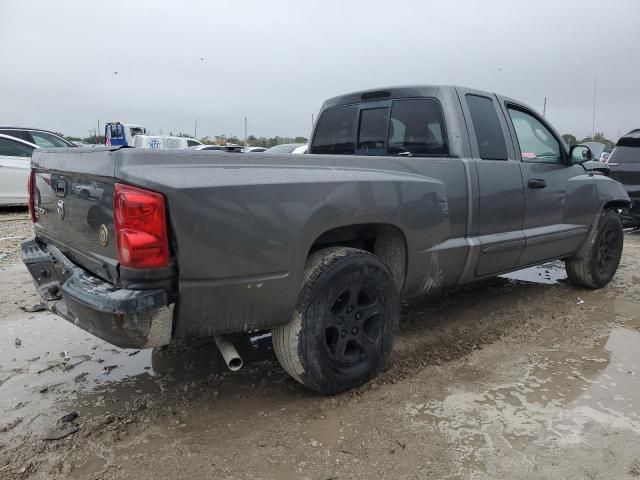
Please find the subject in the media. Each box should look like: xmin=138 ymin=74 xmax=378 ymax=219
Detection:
xmin=308 ymin=224 xmax=407 ymax=290
xmin=603 ymin=200 xmax=630 ymax=210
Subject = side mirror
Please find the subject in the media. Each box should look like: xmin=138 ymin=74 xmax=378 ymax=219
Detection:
xmin=570 ymin=145 xmax=593 ymax=164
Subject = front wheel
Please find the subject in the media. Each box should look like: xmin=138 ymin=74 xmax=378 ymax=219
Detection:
xmin=272 ymin=247 xmax=399 ymax=395
xmin=565 ymin=210 xmax=624 ymax=289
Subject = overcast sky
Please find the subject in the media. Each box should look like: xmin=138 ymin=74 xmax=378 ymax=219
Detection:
xmin=1 ymin=0 xmax=638 ymax=141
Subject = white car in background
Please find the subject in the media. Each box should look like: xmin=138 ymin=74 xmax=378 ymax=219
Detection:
xmin=264 ymin=143 xmax=308 ymax=154
xmin=243 ymin=146 xmax=267 ymax=152
xmin=0 ymin=134 xmax=37 ymax=205
xmin=0 ymin=126 xmax=75 ymax=148
xmin=191 ymin=144 xmax=244 ymax=153
xmin=132 ymin=135 xmax=202 ymax=149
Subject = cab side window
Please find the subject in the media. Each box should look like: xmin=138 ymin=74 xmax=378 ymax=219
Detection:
xmin=508 ymin=107 xmax=561 ymax=163
xmin=466 ymin=95 xmax=508 ymax=160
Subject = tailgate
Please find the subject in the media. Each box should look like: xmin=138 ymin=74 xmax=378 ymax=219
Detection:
xmin=32 ymin=147 xmax=120 ymax=284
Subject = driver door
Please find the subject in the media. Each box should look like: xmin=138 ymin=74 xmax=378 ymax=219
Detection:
xmin=503 ymin=103 xmax=598 ymax=266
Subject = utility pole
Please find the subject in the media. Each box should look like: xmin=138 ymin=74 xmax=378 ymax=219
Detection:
xmin=592 ymin=78 xmax=597 ymax=139
xmin=542 ymin=97 xmax=547 ymax=117
xmin=194 ymin=120 xmax=198 ymax=140
xmin=244 ymin=117 xmax=248 ymax=147
xmin=97 ymin=119 xmax=100 ymax=141
xmin=88 ymin=130 xmax=93 ymax=143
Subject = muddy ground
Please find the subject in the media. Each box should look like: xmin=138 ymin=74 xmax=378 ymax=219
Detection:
xmin=1 ymin=208 xmax=640 ymax=480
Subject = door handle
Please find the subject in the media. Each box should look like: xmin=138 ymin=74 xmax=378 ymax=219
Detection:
xmin=528 ymin=178 xmax=547 ymax=189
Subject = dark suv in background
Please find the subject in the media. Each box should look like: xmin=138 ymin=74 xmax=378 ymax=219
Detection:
xmin=608 ymin=129 xmax=640 ymax=227
xmin=0 ymin=127 xmax=75 ymax=148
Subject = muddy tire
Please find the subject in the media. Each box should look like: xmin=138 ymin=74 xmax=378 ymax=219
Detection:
xmin=272 ymin=247 xmax=399 ymax=395
xmin=565 ymin=210 xmax=624 ymax=289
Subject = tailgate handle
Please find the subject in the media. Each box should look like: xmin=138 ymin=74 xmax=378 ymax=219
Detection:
xmin=55 ymin=180 xmax=67 ymax=197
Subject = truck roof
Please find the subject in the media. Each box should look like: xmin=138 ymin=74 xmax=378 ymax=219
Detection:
xmin=320 ymin=85 xmax=476 ymax=109
xmin=319 ymin=84 xmax=545 ymax=125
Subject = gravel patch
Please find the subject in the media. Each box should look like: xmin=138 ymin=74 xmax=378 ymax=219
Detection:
xmin=0 ymin=207 xmax=32 ymax=267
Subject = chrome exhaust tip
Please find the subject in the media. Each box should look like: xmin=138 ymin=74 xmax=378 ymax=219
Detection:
xmin=214 ymin=335 xmax=243 ymax=371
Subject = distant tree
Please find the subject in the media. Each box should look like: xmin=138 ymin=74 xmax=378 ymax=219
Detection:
xmin=168 ymin=132 xmax=195 ymax=138
xmin=579 ymin=132 xmax=615 ymax=149
xmin=65 ymin=136 xmax=82 ymax=142
xmin=83 ymin=135 xmax=105 ymax=144
xmin=562 ymin=134 xmax=577 ymax=146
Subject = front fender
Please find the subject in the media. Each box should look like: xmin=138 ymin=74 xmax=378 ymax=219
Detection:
xmin=573 ymin=175 xmax=630 ymax=260
xmin=594 ymin=174 xmax=631 ymax=210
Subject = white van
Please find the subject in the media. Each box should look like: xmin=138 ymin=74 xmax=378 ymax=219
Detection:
xmin=132 ymin=135 xmax=203 ymax=150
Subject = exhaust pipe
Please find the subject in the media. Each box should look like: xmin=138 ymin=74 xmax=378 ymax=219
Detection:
xmin=214 ymin=335 xmax=243 ymax=371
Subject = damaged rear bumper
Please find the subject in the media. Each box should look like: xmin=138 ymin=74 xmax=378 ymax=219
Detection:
xmin=21 ymin=239 xmax=174 ymax=349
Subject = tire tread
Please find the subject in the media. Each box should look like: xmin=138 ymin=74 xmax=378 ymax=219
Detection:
xmin=272 ymin=247 xmax=395 ymax=394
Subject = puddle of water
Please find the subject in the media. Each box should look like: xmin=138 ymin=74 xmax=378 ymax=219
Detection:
xmin=403 ymin=325 xmax=640 ymax=478
xmin=0 ymin=309 xmax=275 ymax=441
xmin=501 ymin=261 xmax=567 ymax=285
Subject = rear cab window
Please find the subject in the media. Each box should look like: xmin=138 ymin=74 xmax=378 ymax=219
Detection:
xmin=311 ymin=99 xmax=448 ymax=157
xmin=357 ymin=108 xmax=389 ymax=155
xmin=311 ymin=106 xmax=357 ymax=154
xmin=388 ymin=99 xmax=448 ymax=156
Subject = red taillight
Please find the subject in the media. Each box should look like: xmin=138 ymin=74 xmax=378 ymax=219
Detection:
xmin=28 ymin=170 xmax=36 ymax=223
xmin=114 ymin=183 xmax=169 ymax=269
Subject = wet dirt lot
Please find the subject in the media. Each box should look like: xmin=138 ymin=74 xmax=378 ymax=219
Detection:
xmin=1 ymin=208 xmax=640 ymax=480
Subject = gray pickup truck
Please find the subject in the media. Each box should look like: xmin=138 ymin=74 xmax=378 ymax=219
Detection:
xmin=22 ymin=85 xmax=629 ymax=394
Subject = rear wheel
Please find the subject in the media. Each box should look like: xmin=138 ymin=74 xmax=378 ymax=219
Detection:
xmin=272 ymin=247 xmax=399 ymax=394
xmin=565 ymin=210 xmax=624 ymax=289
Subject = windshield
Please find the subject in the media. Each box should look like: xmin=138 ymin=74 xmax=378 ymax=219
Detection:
xmin=129 ymin=127 xmax=144 ymax=137
xmin=29 ymin=131 xmax=73 ymax=147
xmin=581 ymin=142 xmax=605 ymax=159
xmin=610 ymin=146 xmax=640 ymax=163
